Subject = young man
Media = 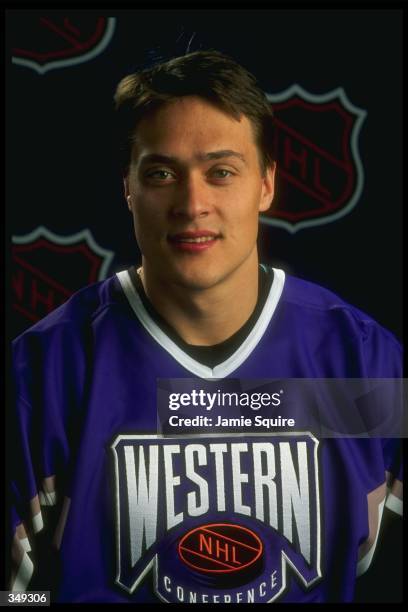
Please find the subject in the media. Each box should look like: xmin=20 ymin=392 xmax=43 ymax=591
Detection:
xmin=11 ymin=51 xmax=402 ymax=603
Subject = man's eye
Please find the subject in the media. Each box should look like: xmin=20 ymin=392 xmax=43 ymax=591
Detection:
xmin=145 ymin=169 xmax=175 ymax=181
xmin=210 ymin=168 xmax=234 ymax=179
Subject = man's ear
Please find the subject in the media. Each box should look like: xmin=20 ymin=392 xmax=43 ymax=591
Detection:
xmin=259 ymin=161 xmax=276 ymax=213
xmin=123 ymin=175 xmax=132 ymax=211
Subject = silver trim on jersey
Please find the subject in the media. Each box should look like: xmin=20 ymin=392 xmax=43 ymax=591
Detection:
xmin=356 ymin=497 xmax=386 ymax=577
xmin=11 ymin=545 xmax=34 ymax=592
xmin=385 ymin=491 xmax=403 ymax=516
xmin=116 ymin=267 xmax=285 ymax=379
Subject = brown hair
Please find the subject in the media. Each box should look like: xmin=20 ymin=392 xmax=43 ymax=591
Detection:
xmin=114 ymin=50 xmax=274 ymax=175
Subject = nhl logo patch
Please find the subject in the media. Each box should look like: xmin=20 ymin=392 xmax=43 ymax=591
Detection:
xmin=12 ymin=226 xmax=114 ymax=324
xmin=10 ymin=15 xmax=116 ymax=75
xmin=263 ymin=85 xmax=367 ymax=233
xmin=178 ymin=523 xmax=264 ymax=585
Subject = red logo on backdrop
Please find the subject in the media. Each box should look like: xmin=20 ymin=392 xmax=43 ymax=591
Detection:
xmin=11 ymin=15 xmax=116 ymax=74
xmin=178 ymin=523 xmax=263 ymax=576
xmin=262 ymin=86 xmax=366 ymax=233
xmin=12 ymin=227 xmax=114 ymax=324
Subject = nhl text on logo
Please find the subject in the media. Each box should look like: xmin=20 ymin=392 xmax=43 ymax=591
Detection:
xmin=263 ymin=86 xmax=366 ymax=233
xmin=178 ymin=523 xmax=263 ymax=586
xmin=12 ymin=227 xmax=114 ymax=324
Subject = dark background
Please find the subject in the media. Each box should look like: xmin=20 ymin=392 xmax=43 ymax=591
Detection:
xmin=5 ymin=8 xmax=403 ymax=602
xmin=6 ymin=8 xmax=402 ymax=341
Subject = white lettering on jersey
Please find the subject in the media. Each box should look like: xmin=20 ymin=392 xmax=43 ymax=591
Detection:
xmin=209 ymin=443 xmax=227 ymax=511
xmin=125 ymin=441 xmax=312 ymax=563
xmin=231 ymin=443 xmax=251 ymax=516
xmin=280 ymin=441 xmax=311 ymax=563
xmin=185 ymin=444 xmax=209 ymax=516
xmin=253 ymin=442 xmax=278 ymax=528
xmin=163 ymin=445 xmax=183 ymax=529
xmin=124 ymin=445 xmax=159 ymax=566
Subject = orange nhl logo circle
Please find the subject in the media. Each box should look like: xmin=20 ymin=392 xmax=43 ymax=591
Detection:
xmin=178 ymin=523 xmax=263 ymax=575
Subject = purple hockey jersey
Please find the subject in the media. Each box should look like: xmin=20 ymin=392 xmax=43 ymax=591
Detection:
xmin=11 ymin=268 xmax=403 ymax=603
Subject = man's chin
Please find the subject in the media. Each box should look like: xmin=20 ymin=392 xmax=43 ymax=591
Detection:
xmin=172 ymin=277 xmax=219 ymax=292
xmin=168 ymin=270 xmax=224 ymax=292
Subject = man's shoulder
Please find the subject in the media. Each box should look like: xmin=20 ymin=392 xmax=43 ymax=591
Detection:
xmin=12 ymin=273 xmax=124 ymax=346
xmin=276 ymin=269 xmax=401 ymax=347
xmin=282 ymin=272 xmax=363 ymax=313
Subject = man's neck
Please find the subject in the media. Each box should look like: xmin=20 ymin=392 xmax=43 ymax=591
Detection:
xmin=139 ymin=257 xmax=260 ymax=346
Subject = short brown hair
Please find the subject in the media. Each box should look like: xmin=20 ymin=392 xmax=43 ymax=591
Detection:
xmin=114 ymin=50 xmax=274 ymax=175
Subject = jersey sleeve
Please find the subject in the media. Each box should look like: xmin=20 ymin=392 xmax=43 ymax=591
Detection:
xmin=355 ymin=321 xmax=403 ymax=578
xmin=382 ymin=438 xmax=403 ymax=516
xmin=363 ymin=322 xmax=403 ymax=517
xmin=10 ymin=393 xmax=59 ymax=591
xmin=10 ymin=321 xmax=87 ymax=592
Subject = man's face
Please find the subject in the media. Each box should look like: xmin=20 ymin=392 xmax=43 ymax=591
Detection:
xmin=124 ymin=96 xmax=275 ymax=291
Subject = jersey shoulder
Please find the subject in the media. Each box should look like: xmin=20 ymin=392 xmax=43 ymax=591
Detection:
xmin=281 ymin=272 xmax=400 ymax=345
xmin=12 ymin=274 xmax=128 ymax=406
xmin=13 ymin=274 xmax=124 ymax=343
xmin=274 ymin=271 xmax=402 ymax=377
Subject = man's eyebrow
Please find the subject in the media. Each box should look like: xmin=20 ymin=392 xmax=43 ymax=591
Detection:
xmin=198 ymin=150 xmax=247 ymax=164
xmin=138 ymin=150 xmax=247 ymax=165
xmin=139 ymin=154 xmax=178 ymax=165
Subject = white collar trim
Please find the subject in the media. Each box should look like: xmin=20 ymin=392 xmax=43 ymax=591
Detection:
xmin=116 ymin=267 xmax=285 ymax=379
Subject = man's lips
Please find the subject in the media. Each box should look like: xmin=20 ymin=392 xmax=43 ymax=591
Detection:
xmin=167 ymin=231 xmax=221 ymax=251
xmin=168 ymin=231 xmax=221 ymax=243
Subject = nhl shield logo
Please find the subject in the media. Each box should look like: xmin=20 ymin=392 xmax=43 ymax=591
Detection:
xmin=12 ymin=226 xmax=114 ymax=324
xmin=11 ymin=15 xmax=116 ymax=75
xmin=263 ymin=86 xmax=367 ymax=233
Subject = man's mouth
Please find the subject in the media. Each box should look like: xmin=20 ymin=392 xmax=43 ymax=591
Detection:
xmin=173 ymin=236 xmax=216 ymax=243
xmin=167 ymin=231 xmax=221 ymax=251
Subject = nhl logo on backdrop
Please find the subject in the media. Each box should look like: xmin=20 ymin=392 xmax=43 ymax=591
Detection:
xmin=11 ymin=16 xmax=116 ymax=74
xmin=263 ymin=86 xmax=367 ymax=233
xmin=12 ymin=226 xmax=114 ymax=323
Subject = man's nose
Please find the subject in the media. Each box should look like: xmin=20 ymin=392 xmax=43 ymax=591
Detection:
xmin=171 ymin=173 xmax=210 ymax=219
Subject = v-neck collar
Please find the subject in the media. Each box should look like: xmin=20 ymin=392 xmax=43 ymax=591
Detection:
xmin=116 ymin=267 xmax=285 ymax=379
